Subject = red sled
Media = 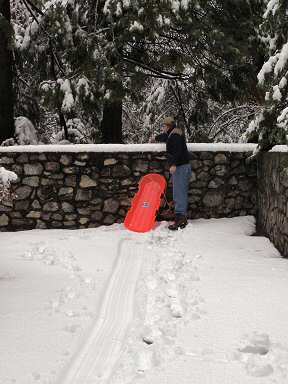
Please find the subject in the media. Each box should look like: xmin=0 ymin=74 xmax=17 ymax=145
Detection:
xmin=124 ymin=173 xmax=167 ymax=233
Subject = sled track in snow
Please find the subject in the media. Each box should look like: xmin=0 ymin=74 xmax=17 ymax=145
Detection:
xmin=59 ymin=238 xmax=144 ymax=384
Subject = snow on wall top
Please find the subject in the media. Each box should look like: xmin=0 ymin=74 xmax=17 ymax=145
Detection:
xmin=270 ymin=145 xmax=288 ymax=152
xmin=0 ymin=143 xmax=261 ymax=153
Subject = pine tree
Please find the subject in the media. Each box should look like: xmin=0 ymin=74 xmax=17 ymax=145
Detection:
xmin=14 ymin=0 xmax=264 ymax=143
xmin=244 ymin=0 xmax=288 ymax=151
xmin=14 ymin=0 xmax=105 ymax=143
xmin=0 ymin=0 xmax=14 ymax=143
xmin=121 ymin=0 xmax=264 ymax=142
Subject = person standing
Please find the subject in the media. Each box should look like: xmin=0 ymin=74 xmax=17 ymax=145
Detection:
xmin=150 ymin=116 xmax=191 ymax=230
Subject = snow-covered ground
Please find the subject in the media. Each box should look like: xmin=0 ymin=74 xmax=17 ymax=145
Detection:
xmin=1 ymin=216 xmax=288 ymax=384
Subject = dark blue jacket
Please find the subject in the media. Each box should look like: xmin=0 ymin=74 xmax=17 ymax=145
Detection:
xmin=155 ymin=128 xmax=190 ymax=167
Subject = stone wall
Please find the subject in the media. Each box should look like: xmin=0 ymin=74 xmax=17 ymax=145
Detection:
xmin=0 ymin=148 xmax=257 ymax=231
xmin=257 ymin=152 xmax=288 ymax=258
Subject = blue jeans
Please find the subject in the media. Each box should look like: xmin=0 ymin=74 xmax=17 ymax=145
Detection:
xmin=172 ymin=163 xmax=192 ymax=216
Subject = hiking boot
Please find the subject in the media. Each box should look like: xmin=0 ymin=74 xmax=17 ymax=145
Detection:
xmin=168 ymin=214 xmax=188 ymax=230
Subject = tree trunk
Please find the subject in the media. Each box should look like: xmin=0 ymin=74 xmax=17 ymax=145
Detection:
xmin=0 ymin=0 xmax=14 ymax=143
xmin=101 ymin=99 xmax=123 ymax=143
xmin=49 ymin=41 xmax=68 ymax=140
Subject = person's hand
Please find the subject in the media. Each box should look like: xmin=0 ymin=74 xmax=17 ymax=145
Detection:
xmin=169 ymin=165 xmax=176 ymax=174
xmin=149 ymin=136 xmax=156 ymax=143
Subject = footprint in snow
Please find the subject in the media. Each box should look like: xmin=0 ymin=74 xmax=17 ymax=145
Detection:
xmin=235 ymin=332 xmax=288 ymax=379
xmin=239 ymin=333 xmax=270 ymax=356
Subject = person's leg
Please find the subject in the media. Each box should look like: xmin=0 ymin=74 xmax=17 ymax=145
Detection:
xmin=169 ymin=164 xmax=191 ymax=230
xmin=183 ymin=163 xmax=192 ymax=215
xmin=172 ymin=164 xmax=191 ymax=216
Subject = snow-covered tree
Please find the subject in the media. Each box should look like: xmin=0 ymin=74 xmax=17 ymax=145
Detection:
xmin=244 ymin=0 xmax=288 ymax=152
xmin=11 ymin=0 xmax=264 ymax=144
xmin=12 ymin=0 xmax=104 ymax=143
xmin=123 ymin=77 xmax=261 ymax=144
xmin=2 ymin=116 xmax=39 ymax=146
xmin=122 ymin=0 xmax=264 ymax=143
